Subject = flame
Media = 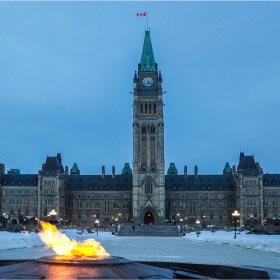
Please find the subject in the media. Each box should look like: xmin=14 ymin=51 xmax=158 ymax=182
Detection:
xmin=39 ymin=221 xmax=109 ymax=258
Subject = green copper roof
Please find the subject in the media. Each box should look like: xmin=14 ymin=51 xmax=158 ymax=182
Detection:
xmin=224 ymin=162 xmax=231 ymax=172
xmin=8 ymin=169 xmax=20 ymax=174
xmin=140 ymin=30 xmax=156 ymax=71
xmin=167 ymin=163 xmax=178 ymax=175
xmin=71 ymin=163 xmax=79 ymax=172
xmin=122 ymin=163 xmax=132 ymax=174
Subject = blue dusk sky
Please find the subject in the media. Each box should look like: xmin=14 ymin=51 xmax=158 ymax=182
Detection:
xmin=0 ymin=1 xmax=280 ymax=176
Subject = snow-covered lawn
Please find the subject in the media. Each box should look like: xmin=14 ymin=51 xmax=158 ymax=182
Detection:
xmin=184 ymin=230 xmax=280 ymax=254
xmin=0 ymin=229 xmax=113 ymax=250
xmin=0 ymin=229 xmax=279 ymax=255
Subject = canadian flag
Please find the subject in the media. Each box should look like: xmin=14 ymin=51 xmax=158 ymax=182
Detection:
xmin=137 ymin=12 xmax=147 ymax=17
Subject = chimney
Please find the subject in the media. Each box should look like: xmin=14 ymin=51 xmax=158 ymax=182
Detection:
xmin=102 ymin=166 xmax=105 ymax=179
xmin=112 ymin=166 xmax=115 ymax=179
xmin=184 ymin=166 xmax=187 ymax=179
xmin=232 ymin=165 xmax=236 ymax=174
xmin=65 ymin=166 xmax=69 ymax=175
xmin=195 ymin=165 xmax=198 ymax=178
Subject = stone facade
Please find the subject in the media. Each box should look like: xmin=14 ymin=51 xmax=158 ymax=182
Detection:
xmin=0 ymin=29 xmax=279 ymax=229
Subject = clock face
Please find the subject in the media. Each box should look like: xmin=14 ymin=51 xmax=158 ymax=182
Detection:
xmin=143 ymin=77 xmax=153 ymax=87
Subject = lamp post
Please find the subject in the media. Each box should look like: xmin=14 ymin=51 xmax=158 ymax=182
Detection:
xmin=202 ymin=215 xmax=206 ymax=229
xmin=95 ymin=219 xmax=100 ymax=236
xmin=232 ymin=210 xmax=240 ymax=239
xmin=48 ymin=209 xmax=57 ymax=224
xmin=250 ymin=214 xmax=254 ymax=229
xmin=180 ymin=218 xmax=183 ymax=234
xmin=195 ymin=219 xmax=200 ymax=237
xmin=115 ymin=217 xmax=118 ymax=234
xmin=176 ymin=213 xmax=180 ymax=226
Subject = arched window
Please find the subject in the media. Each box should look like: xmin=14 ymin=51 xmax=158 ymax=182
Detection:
xmin=151 ymin=125 xmax=155 ymax=134
xmin=144 ymin=178 xmax=153 ymax=195
xmin=149 ymin=103 xmax=152 ymax=114
xmin=140 ymin=103 xmax=143 ymax=114
xmin=153 ymin=103 xmax=156 ymax=114
xmin=145 ymin=103 xmax=147 ymax=114
xmin=142 ymin=125 xmax=146 ymax=134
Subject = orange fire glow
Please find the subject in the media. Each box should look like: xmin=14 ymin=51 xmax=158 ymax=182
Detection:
xmin=39 ymin=221 xmax=109 ymax=258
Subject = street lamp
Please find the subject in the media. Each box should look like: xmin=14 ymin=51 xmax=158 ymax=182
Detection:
xmin=232 ymin=210 xmax=240 ymax=239
xmin=176 ymin=213 xmax=180 ymax=226
xmin=250 ymin=214 xmax=254 ymax=229
xmin=195 ymin=220 xmax=200 ymax=237
xmin=95 ymin=219 xmax=100 ymax=236
xmin=48 ymin=209 xmax=57 ymax=223
xmin=202 ymin=215 xmax=206 ymax=229
xmin=180 ymin=218 xmax=183 ymax=234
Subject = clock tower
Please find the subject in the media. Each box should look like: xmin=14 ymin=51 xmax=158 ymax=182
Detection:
xmin=132 ymin=29 xmax=165 ymax=224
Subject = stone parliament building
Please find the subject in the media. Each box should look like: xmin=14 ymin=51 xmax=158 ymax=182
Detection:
xmin=0 ymin=29 xmax=279 ymax=229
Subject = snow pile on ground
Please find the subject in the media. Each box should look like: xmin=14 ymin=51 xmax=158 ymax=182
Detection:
xmin=184 ymin=230 xmax=280 ymax=254
xmin=0 ymin=231 xmax=45 ymax=250
xmin=0 ymin=229 xmax=113 ymax=250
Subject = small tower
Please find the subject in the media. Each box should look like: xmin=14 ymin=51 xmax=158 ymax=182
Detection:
xmin=70 ymin=163 xmax=80 ymax=175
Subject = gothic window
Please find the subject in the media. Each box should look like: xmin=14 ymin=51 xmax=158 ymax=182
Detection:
xmin=95 ymin=202 xmax=101 ymax=209
xmin=198 ymin=202 xmax=205 ymax=208
xmin=210 ymin=212 xmax=214 ymax=219
xmin=142 ymin=125 xmax=146 ymax=134
xmin=149 ymin=103 xmax=152 ymax=114
xmin=190 ymin=202 xmax=195 ymax=214
xmin=105 ymin=202 xmax=110 ymax=212
xmin=153 ymin=103 xmax=156 ymax=114
xmin=144 ymin=178 xmax=153 ymax=195
xmin=140 ymin=103 xmax=143 ymax=114
xmin=180 ymin=202 xmax=186 ymax=208
xmin=145 ymin=103 xmax=147 ymax=114
xmin=209 ymin=202 xmax=214 ymax=208
xmin=150 ymin=136 xmax=156 ymax=164
xmin=151 ymin=125 xmax=155 ymax=134
xmin=141 ymin=127 xmax=147 ymax=164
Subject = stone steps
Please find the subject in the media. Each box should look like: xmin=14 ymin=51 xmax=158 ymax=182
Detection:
xmin=117 ymin=225 xmax=181 ymax=237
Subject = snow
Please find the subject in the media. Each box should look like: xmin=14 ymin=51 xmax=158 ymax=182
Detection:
xmin=0 ymin=229 xmax=279 ymax=254
xmin=0 ymin=229 xmax=113 ymax=250
xmin=183 ymin=230 xmax=280 ymax=254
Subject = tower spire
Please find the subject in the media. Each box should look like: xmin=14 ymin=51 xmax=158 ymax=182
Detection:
xmin=139 ymin=29 xmax=156 ymax=71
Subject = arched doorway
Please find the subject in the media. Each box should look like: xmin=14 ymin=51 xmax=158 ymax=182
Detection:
xmin=144 ymin=211 xmax=154 ymax=224
xmin=11 ymin=219 xmax=17 ymax=224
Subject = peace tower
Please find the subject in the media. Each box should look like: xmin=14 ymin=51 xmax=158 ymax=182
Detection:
xmin=132 ymin=29 xmax=165 ymax=224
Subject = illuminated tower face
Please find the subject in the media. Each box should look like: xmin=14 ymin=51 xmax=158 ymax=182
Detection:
xmin=132 ymin=29 xmax=165 ymax=224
